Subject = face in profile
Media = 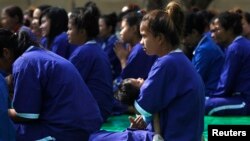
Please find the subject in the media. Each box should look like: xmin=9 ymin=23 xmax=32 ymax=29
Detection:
xmin=210 ymin=18 xmax=229 ymax=46
xmin=67 ymin=20 xmax=85 ymax=45
xmin=98 ymin=18 xmax=110 ymax=39
xmin=119 ymin=19 xmax=134 ymax=43
xmin=140 ymin=21 xmax=159 ymax=56
xmin=40 ymin=16 xmax=50 ymax=37
xmin=1 ymin=10 xmax=15 ymax=30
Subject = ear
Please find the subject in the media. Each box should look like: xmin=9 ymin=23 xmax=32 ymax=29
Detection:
xmin=157 ymin=33 xmax=165 ymax=45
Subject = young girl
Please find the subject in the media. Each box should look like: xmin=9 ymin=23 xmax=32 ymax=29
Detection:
xmin=97 ymin=13 xmax=121 ymax=80
xmin=114 ymin=11 xmax=157 ymax=80
xmin=89 ymin=1 xmax=205 ymax=141
xmin=40 ymin=7 xmax=76 ymax=59
xmin=0 ymin=29 xmax=102 ymax=140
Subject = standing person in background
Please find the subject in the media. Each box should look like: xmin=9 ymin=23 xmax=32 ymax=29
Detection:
xmin=0 ymin=29 xmax=102 ymax=141
xmin=97 ymin=12 xmax=122 ymax=80
xmin=206 ymin=11 xmax=250 ymax=116
xmin=67 ymin=5 xmax=114 ymax=122
xmin=90 ymin=1 xmax=205 ymax=141
xmin=1 ymin=5 xmax=36 ymax=42
xmin=40 ymin=7 xmax=76 ymax=59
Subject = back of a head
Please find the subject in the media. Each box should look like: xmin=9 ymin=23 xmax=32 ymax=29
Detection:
xmin=83 ymin=1 xmax=101 ymax=20
xmin=142 ymin=0 xmax=185 ymax=48
xmin=218 ymin=11 xmax=242 ymax=36
xmin=0 ymin=28 xmax=38 ymax=60
xmin=70 ymin=6 xmax=99 ymax=40
xmin=118 ymin=3 xmax=140 ymax=21
xmin=116 ymin=78 xmax=140 ymax=105
xmin=184 ymin=11 xmax=207 ymax=36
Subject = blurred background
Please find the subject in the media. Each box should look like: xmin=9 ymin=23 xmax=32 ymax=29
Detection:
xmin=0 ymin=0 xmax=249 ymax=14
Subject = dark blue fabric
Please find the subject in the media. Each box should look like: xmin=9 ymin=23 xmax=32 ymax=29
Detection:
xmin=121 ymin=43 xmax=157 ymax=80
xmin=136 ymin=51 xmax=205 ymax=141
xmin=89 ymin=129 xmax=154 ymax=141
xmin=212 ymin=36 xmax=250 ymax=97
xmin=69 ymin=41 xmax=114 ymax=121
xmin=97 ymin=35 xmax=122 ymax=80
xmin=40 ymin=32 xmax=76 ymax=59
xmin=192 ymin=33 xmax=225 ymax=96
xmin=0 ymin=74 xmax=15 ymax=141
xmin=206 ymin=36 xmax=250 ymax=116
xmin=13 ymin=47 xmax=102 ymax=141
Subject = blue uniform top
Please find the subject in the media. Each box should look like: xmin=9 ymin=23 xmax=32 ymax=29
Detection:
xmin=121 ymin=43 xmax=157 ymax=79
xmin=135 ymin=49 xmax=205 ymax=141
xmin=41 ymin=32 xmax=76 ymax=59
xmin=97 ymin=34 xmax=122 ymax=80
xmin=0 ymin=74 xmax=15 ymax=141
xmin=192 ymin=33 xmax=225 ymax=96
xmin=69 ymin=40 xmax=114 ymax=121
xmin=12 ymin=46 xmax=102 ymax=141
xmin=213 ymin=36 xmax=250 ymax=98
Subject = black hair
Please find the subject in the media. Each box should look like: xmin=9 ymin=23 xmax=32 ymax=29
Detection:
xmin=141 ymin=1 xmax=185 ymax=48
xmin=37 ymin=4 xmax=51 ymax=12
xmin=69 ymin=6 xmax=99 ymax=41
xmin=118 ymin=4 xmax=140 ymax=21
xmin=115 ymin=79 xmax=140 ymax=105
xmin=0 ymin=28 xmax=39 ymax=59
xmin=243 ymin=12 xmax=250 ymax=24
xmin=40 ymin=7 xmax=68 ymax=49
xmin=184 ymin=11 xmax=207 ymax=36
xmin=122 ymin=11 xmax=144 ymax=38
xmin=100 ymin=12 xmax=117 ymax=34
xmin=3 ymin=5 xmax=23 ymax=25
xmin=218 ymin=11 xmax=242 ymax=35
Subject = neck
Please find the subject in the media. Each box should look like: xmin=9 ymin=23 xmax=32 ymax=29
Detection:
xmin=130 ymin=37 xmax=140 ymax=47
xmin=157 ymin=43 xmax=176 ymax=57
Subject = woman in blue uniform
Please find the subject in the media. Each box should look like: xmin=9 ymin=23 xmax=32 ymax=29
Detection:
xmin=89 ymin=1 xmax=205 ymax=141
xmin=206 ymin=11 xmax=250 ymax=116
xmin=0 ymin=29 xmax=102 ymax=141
xmin=67 ymin=6 xmax=114 ymax=122
xmin=114 ymin=11 xmax=156 ymax=80
xmin=97 ymin=13 xmax=122 ymax=80
xmin=40 ymin=7 xmax=76 ymax=59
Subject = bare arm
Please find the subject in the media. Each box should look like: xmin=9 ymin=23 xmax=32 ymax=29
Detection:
xmin=8 ymin=109 xmax=35 ymax=123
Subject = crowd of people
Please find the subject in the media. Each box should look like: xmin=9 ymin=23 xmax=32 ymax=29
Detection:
xmin=1 ymin=0 xmax=250 ymax=141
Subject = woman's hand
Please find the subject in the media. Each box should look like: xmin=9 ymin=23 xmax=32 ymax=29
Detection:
xmin=129 ymin=115 xmax=147 ymax=130
xmin=114 ymin=41 xmax=130 ymax=69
